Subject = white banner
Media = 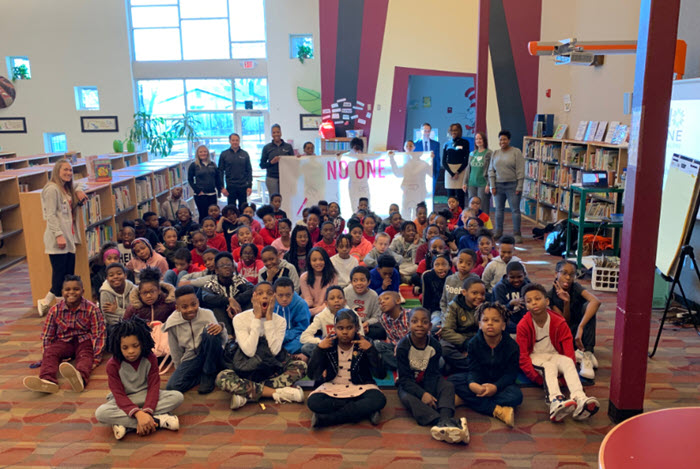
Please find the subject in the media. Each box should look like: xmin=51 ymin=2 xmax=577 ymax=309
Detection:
xmin=279 ymin=152 xmax=434 ymax=222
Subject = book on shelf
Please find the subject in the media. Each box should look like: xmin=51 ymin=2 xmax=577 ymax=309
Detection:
xmin=590 ymin=148 xmax=618 ymax=172
xmin=113 ymin=186 xmax=132 ymax=212
xmin=19 ymin=183 xmax=30 ymax=192
xmin=594 ymin=122 xmax=607 ymax=142
xmin=542 ymin=164 xmax=560 ymax=184
xmin=94 ymin=158 xmax=112 ymax=182
xmin=611 ymin=124 xmax=629 ymax=145
xmin=584 ymin=121 xmax=598 ymax=142
xmin=85 ymin=154 xmax=98 ymax=181
xmin=538 ymin=184 xmax=558 ymax=205
xmin=574 ymin=121 xmax=588 ymax=141
xmin=559 ymin=189 xmax=581 ymax=213
xmin=564 ymin=145 xmax=586 ymax=167
xmin=605 ymin=121 xmax=620 ymax=143
xmin=153 ymin=173 xmax=167 ymax=195
xmin=81 ymin=194 xmax=103 ymax=226
xmin=525 ymin=160 xmax=539 ymax=179
xmin=536 ymin=142 xmax=561 ymax=163
xmin=553 ymin=124 xmax=568 ymax=139
xmin=523 ymin=179 xmax=537 ymax=198
xmin=86 ymin=224 xmax=114 ymax=259
xmin=585 ymin=201 xmax=614 ymax=219
xmin=135 ymin=178 xmax=153 ymax=203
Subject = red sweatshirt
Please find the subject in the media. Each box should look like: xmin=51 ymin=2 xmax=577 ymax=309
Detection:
xmin=260 ymin=226 xmax=279 ymax=246
xmin=515 ymin=309 xmax=576 ymax=386
xmin=206 ymin=233 xmax=227 ymax=251
xmin=314 ymin=239 xmax=337 ymax=257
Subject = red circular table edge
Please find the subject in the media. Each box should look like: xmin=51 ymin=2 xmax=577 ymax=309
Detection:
xmin=599 ymin=406 xmax=700 ymax=469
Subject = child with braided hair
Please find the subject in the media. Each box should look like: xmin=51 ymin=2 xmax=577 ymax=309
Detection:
xmin=95 ymin=317 xmax=184 ymax=440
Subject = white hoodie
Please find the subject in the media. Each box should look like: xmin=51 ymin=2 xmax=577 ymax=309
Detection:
xmin=99 ymin=279 xmax=137 ymax=325
xmin=300 ymin=306 xmax=364 ymax=345
xmin=481 ymin=256 xmax=526 ymax=292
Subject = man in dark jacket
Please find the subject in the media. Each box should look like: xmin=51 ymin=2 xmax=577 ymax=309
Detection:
xmin=220 ymin=133 xmax=252 ymax=210
xmin=260 ymin=124 xmax=294 ymax=196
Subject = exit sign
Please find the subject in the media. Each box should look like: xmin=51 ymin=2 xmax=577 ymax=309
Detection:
xmin=241 ymin=60 xmax=256 ymax=69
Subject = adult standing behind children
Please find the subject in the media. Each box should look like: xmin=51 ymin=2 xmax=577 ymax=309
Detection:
xmin=414 ymin=122 xmax=441 ymax=199
xmin=488 ymin=130 xmax=524 ymax=242
xmin=219 ymin=133 xmax=252 ymax=210
xmin=442 ymin=123 xmax=470 ymax=207
xmin=260 ymin=124 xmax=294 ymax=196
xmin=463 ymin=131 xmax=492 ymax=216
xmin=38 ymin=158 xmax=88 ymax=316
xmin=188 ymin=145 xmax=222 ymax=224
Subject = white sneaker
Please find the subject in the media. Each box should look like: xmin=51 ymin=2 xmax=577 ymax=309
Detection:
xmin=23 ymin=376 xmax=59 ymax=393
xmin=112 ymin=424 xmax=127 ymax=440
xmin=586 ymin=351 xmax=599 ymax=369
xmin=579 ymin=353 xmax=595 ymax=380
xmin=272 ymin=386 xmax=305 ymax=404
xmin=575 ymin=349 xmax=584 ymax=364
xmin=573 ymin=396 xmax=600 ymax=421
xmin=155 ymin=414 xmax=179 ymax=431
xmin=37 ymin=299 xmax=50 ymax=317
xmin=59 ymin=362 xmax=84 ymax=392
xmin=430 ymin=418 xmax=463 ymax=444
xmin=549 ymin=395 xmax=576 ymax=422
xmin=459 ymin=417 xmax=470 ymax=444
xmin=230 ymin=395 xmax=247 ymax=410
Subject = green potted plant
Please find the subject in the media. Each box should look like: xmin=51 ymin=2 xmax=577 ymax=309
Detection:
xmin=297 ymin=44 xmax=313 ymax=64
xmin=113 ymin=112 xmax=200 ymax=158
xmin=11 ymin=65 xmax=31 ymax=81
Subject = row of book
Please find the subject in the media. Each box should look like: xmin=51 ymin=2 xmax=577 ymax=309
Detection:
xmin=135 ymin=179 xmax=153 ymax=203
xmin=559 ymin=166 xmax=583 ymax=188
xmin=574 ymin=120 xmax=629 ymax=145
xmin=523 ymin=179 xmax=537 ymax=199
xmin=538 ymin=184 xmax=558 ymax=206
xmin=167 ymin=167 xmax=183 ymax=186
xmin=525 ymin=160 xmax=539 ymax=179
xmin=113 ymin=186 xmax=132 ymax=212
xmin=562 ymin=145 xmax=587 ymax=167
xmin=323 ymin=140 xmax=352 ymax=151
xmin=585 ymin=201 xmax=615 ymax=219
xmin=589 ymin=148 xmax=618 ymax=172
xmin=81 ymin=194 xmax=103 ymax=227
xmin=559 ymin=189 xmax=582 ymax=214
xmin=86 ymin=224 xmax=114 ymax=259
xmin=153 ymin=173 xmax=168 ymax=195
xmin=541 ymin=164 xmax=559 ymax=185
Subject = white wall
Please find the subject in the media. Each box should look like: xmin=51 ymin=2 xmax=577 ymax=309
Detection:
xmin=265 ymin=0 xmax=321 ymax=152
xmin=537 ymin=0 xmax=641 ymax=132
xmin=0 ymin=0 xmax=135 ymax=156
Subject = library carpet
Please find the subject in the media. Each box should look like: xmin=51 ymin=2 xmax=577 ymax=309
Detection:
xmin=1 ymin=218 xmax=699 ymax=468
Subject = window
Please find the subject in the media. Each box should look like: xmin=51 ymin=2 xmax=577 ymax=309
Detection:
xmin=289 ymin=34 xmax=313 ymax=60
xmin=234 ymin=78 xmax=268 ymax=110
xmin=6 ymin=56 xmax=31 ymax=80
xmin=44 ymin=133 xmax=67 ymax=153
xmin=136 ymin=78 xmax=268 ymax=156
xmin=74 ymin=86 xmax=100 ymax=111
xmin=129 ymin=0 xmax=266 ymax=61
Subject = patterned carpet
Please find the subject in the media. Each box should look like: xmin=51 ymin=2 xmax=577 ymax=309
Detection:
xmin=1 ymin=217 xmax=699 ymax=468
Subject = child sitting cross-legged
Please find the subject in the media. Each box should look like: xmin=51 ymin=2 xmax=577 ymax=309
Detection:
xmin=307 ymin=309 xmax=387 ymax=428
xmin=439 ymin=249 xmax=478 ymax=328
xmin=449 ymin=302 xmax=523 ymax=428
xmin=363 ymin=232 xmax=402 ymax=270
xmin=517 ymin=283 xmax=600 ymax=422
xmin=396 ymin=307 xmax=469 ymax=444
xmin=301 ymin=286 xmax=363 ymax=356
xmin=344 ymin=266 xmax=384 ymax=340
xmin=493 ymin=261 xmax=530 ymax=332
xmin=272 ymin=277 xmax=310 ymax=358
xmin=440 ymin=277 xmax=486 ymax=373
xmin=163 ymin=285 xmax=227 ymax=394
xmin=548 ymin=260 xmax=602 ymax=380
xmin=95 ymin=317 xmax=184 ymax=440
xmin=163 ymin=248 xmax=204 ymax=287
xmin=24 ymin=275 xmax=106 ymax=394
xmin=216 ymin=282 xmax=308 ymax=410
xmin=100 ymin=263 xmax=136 ymax=326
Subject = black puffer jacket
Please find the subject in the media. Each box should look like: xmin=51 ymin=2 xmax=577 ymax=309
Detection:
xmin=187 ymin=161 xmax=222 ymax=195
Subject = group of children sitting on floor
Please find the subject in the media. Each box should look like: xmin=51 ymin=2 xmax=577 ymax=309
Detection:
xmin=24 ymin=192 xmax=603 ymax=445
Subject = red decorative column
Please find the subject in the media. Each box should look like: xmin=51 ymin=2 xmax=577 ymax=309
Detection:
xmin=608 ymin=0 xmax=681 ymax=423
xmin=475 ymin=0 xmax=490 ymax=132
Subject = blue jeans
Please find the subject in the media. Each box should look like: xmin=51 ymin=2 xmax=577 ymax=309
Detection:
xmin=163 ymin=269 xmax=187 ymax=287
xmin=468 ymin=185 xmax=491 ymax=216
xmin=166 ymin=331 xmax=224 ymax=393
xmin=449 ymin=372 xmax=523 ymax=415
xmin=373 ymin=340 xmax=398 ymax=370
xmin=494 ymin=181 xmax=522 ymax=235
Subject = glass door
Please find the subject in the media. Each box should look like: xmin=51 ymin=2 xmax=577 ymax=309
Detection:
xmin=236 ymin=111 xmax=268 ymax=159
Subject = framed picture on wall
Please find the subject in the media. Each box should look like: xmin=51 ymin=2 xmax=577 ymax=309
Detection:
xmin=80 ymin=116 xmax=119 ymax=133
xmin=0 ymin=117 xmax=27 ymax=133
xmin=299 ymin=114 xmax=322 ymax=131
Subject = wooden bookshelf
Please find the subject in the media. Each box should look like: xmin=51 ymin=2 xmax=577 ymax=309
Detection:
xmin=0 ymin=175 xmax=26 ymax=271
xmin=20 ymin=154 xmax=192 ymax=303
xmin=521 ymin=136 xmax=628 ymax=226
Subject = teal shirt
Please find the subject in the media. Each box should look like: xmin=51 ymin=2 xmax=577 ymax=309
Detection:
xmin=468 ymin=150 xmax=488 ymax=187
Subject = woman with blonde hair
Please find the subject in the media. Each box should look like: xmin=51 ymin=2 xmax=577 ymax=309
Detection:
xmin=37 ymin=159 xmax=88 ymax=316
xmin=187 ymin=145 xmax=222 ymax=223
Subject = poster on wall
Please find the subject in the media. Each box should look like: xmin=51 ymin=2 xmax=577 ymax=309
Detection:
xmin=0 ymin=117 xmax=26 ymax=133
xmin=279 ymin=152 xmax=434 ymax=222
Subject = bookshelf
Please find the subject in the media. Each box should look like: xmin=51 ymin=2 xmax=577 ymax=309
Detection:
xmin=0 ymin=174 xmax=26 ymax=271
xmin=19 ymin=154 xmax=192 ymax=302
xmin=0 ymin=152 xmax=80 ymax=172
xmin=316 ymin=137 xmax=368 ymax=155
xmin=521 ymin=137 xmax=628 ymax=226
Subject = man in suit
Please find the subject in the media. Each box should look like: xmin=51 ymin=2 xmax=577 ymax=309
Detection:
xmin=413 ymin=122 xmax=441 ymax=200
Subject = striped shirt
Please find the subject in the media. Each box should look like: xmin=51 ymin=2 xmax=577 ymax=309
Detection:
xmin=41 ymin=298 xmax=106 ymax=369
xmin=380 ymin=308 xmax=410 ymax=346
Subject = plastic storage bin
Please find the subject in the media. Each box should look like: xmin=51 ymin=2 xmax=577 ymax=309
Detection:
xmin=592 ymin=265 xmax=619 ymax=292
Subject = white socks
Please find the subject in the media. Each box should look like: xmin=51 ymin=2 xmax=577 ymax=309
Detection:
xmin=44 ymin=292 xmax=56 ymax=304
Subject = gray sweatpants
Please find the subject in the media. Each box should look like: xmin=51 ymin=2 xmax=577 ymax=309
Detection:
xmin=95 ymin=389 xmax=184 ymax=428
